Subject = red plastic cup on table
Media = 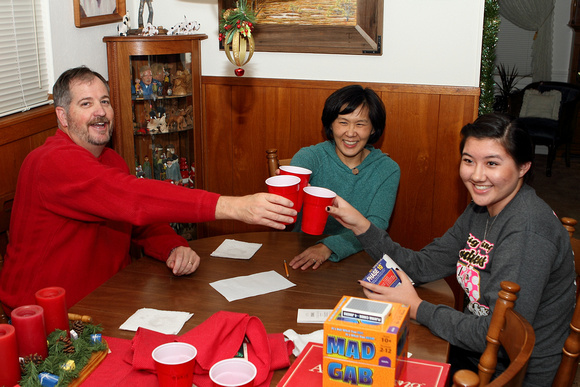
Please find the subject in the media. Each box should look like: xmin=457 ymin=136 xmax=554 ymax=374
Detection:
xmin=35 ymin=286 xmax=69 ymax=336
xmin=301 ymin=186 xmax=337 ymax=235
xmin=279 ymin=165 xmax=312 ymax=210
xmin=265 ymin=175 xmax=301 ymax=224
xmin=152 ymin=342 xmax=197 ymax=387
xmin=11 ymin=304 xmax=48 ymax=358
xmin=209 ymin=358 xmax=257 ymax=387
xmin=0 ymin=324 xmax=21 ymax=387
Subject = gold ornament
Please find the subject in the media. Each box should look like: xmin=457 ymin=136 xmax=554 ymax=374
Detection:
xmin=224 ymin=31 xmax=255 ymax=70
xmin=219 ymin=0 xmax=257 ymax=76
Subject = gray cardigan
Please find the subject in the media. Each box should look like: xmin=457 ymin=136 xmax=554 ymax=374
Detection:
xmin=357 ymin=184 xmax=575 ymax=386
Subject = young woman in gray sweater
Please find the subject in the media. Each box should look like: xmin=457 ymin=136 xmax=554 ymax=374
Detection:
xmin=326 ymin=112 xmax=575 ymax=386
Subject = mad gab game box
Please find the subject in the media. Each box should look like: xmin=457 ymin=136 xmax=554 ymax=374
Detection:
xmin=322 ymin=296 xmax=409 ymax=386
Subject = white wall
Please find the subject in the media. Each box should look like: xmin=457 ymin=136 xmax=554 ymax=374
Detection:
xmin=45 ymin=0 xmax=485 ymax=88
xmin=553 ymin=0 xmax=574 ymax=82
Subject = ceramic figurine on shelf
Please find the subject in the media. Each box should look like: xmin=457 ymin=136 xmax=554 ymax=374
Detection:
xmin=166 ymin=144 xmax=178 ymax=161
xmin=151 ymin=63 xmax=164 ymax=82
xmin=117 ymin=12 xmax=130 ymax=36
xmin=142 ymin=156 xmax=152 ymax=179
xmin=153 ymin=144 xmax=164 ymax=180
xmin=133 ymin=79 xmax=143 ymax=98
xmin=172 ymin=69 xmax=191 ymax=96
xmin=151 ymin=63 xmax=165 ymax=96
xmin=137 ymin=65 xmax=162 ymax=99
xmin=147 ymin=115 xmax=167 ymax=133
xmin=179 ymin=157 xmax=193 ymax=187
xmin=166 ymin=158 xmax=181 ymax=184
xmin=138 ymin=0 xmax=153 ymax=28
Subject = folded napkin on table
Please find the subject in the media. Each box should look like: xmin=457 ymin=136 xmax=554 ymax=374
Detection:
xmin=210 ymin=239 xmax=262 ymax=259
xmin=119 ymin=307 xmax=193 ymax=335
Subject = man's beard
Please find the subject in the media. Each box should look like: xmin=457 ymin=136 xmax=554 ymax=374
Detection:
xmin=70 ymin=116 xmax=113 ymax=146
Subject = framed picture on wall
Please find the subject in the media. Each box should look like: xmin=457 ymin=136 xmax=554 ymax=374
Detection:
xmin=218 ymin=0 xmax=383 ymax=55
xmin=73 ymin=0 xmax=126 ymax=28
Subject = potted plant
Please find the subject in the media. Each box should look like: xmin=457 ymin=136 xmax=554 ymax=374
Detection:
xmin=494 ymin=64 xmax=521 ymax=113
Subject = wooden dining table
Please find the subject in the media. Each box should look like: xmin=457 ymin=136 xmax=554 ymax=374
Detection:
xmin=69 ymin=231 xmax=455 ymax=384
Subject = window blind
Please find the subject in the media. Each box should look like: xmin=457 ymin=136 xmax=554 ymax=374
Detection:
xmin=0 ymin=0 xmax=50 ymax=118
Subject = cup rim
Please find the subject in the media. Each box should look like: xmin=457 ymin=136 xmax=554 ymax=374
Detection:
xmin=265 ymin=175 xmax=301 ymax=187
xmin=209 ymin=358 xmax=257 ymax=386
xmin=303 ymin=186 xmax=336 ymax=198
xmin=152 ymin=342 xmax=198 ymax=365
xmin=279 ymin=165 xmax=312 ymax=175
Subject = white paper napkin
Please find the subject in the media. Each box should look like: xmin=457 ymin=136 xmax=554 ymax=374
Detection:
xmin=210 ymin=239 xmax=262 ymax=259
xmin=283 ymin=329 xmax=324 ymax=357
xmin=209 ymin=270 xmax=295 ymax=301
xmin=119 ymin=308 xmax=193 ymax=335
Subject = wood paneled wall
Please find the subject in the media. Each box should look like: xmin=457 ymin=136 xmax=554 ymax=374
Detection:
xmin=0 ymin=79 xmax=479 ymax=256
xmin=0 ymin=105 xmax=58 ymax=256
xmin=199 ymin=77 xmax=479 ymax=251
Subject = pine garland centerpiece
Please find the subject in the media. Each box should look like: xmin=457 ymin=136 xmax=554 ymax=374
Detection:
xmin=18 ymin=321 xmax=107 ymax=387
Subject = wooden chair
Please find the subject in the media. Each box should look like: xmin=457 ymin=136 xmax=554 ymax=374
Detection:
xmin=452 ymin=281 xmax=536 ymax=387
xmin=552 ymin=217 xmax=580 ymax=387
xmin=508 ymin=82 xmax=580 ymax=176
xmin=266 ymin=148 xmax=291 ymax=177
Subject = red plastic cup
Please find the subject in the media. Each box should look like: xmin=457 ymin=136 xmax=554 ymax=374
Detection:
xmin=209 ymin=358 xmax=257 ymax=387
xmin=152 ymin=342 xmax=197 ymax=387
xmin=265 ymin=175 xmax=301 ymax=224
xmin=279 ymin=165 xmax=312 ymax=210
xmin=301 ymin=186 xmax=336 ymax=235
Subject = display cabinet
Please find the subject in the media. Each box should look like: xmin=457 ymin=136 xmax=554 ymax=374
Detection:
xmin=103 ymin=35 xmax=207 ymax=239
xmin=103 ymin=35 xmax=207 ymax=189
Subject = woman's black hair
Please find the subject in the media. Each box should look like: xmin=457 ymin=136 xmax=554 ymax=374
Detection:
xmin=321 ymin=85 xmax=386 ymax=145
xmin=460 ymin=112 xmax=535 ymax=183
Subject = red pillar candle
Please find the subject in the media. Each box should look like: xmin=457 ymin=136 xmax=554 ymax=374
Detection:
xmin=0 ymin=324 xmax=21 ymax=387
xmin=11 ymin=305 xmax=48 ymax=358
xmin=35 ymin=287 xmax=69 ymax=336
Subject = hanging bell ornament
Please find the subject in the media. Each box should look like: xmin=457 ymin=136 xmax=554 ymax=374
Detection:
xmin=224 ymin=30 xmax=255 ymax=76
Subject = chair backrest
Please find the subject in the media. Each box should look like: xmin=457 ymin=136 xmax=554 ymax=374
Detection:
xmin=266 ymin=148 xmax=291 ymax=177
xmin=452 ymin=281 xmax=536 ymax=387
xmin=551 ymin=217 xmax=580 ymax=387
xmin=523 ymin=82 xmax=580 ymax=135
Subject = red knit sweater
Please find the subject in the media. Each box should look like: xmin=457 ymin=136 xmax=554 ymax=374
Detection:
xmin=0 ymin=130 xmax=219 ymax=312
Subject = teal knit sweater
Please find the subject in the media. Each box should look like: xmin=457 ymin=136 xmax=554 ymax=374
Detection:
xmin=291 ymin=141 xmax=400 ymax=262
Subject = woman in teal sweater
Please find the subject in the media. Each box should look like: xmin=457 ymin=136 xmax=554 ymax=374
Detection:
xmin=289 ymin=85 xmax=400 ymax=269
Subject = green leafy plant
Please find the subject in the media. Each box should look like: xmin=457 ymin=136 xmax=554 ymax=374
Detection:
xmin=495 ymin=63 xmax=521 ymax=112
xmin=218 ymin=0 xmax=257 ymax=45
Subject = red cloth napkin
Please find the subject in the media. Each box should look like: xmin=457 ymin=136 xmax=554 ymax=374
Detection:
xmin=84 ymin=311 xmax=293 ymax=387
xmin=82 ymin=336 xmax=157 ymax=387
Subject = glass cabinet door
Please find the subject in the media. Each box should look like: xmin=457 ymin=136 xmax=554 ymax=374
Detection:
xmin=131 ymin=53 xmax=196 ymax=188
xmin=104 ymin=35 xmax=207 ymax=240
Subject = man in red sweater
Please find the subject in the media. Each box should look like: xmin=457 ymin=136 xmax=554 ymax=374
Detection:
xmin=0 ymin=66 xmax=296 ymax=315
